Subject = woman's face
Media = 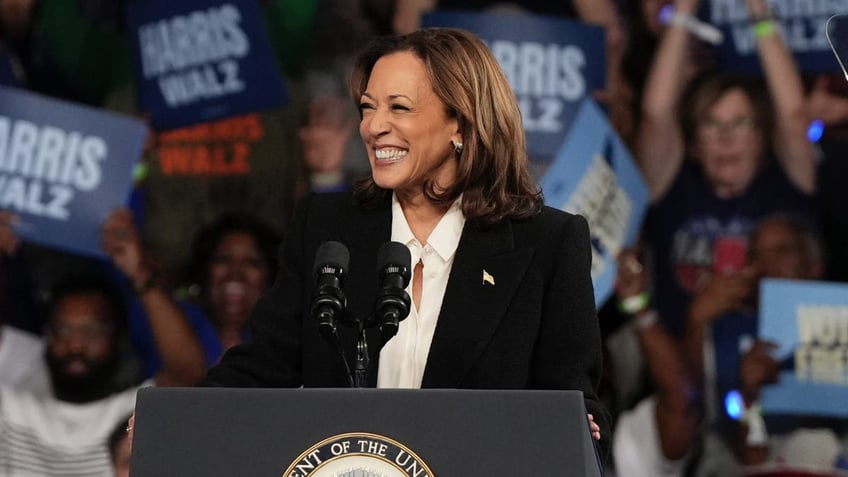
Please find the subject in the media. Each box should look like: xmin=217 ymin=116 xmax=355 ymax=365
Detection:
xmin=358 ymin=51 xmax=460 ymax=198
xmin=749 ymin=221 xmax=818 ymax=280
xmin=207 ymin=232 xmax=270 ymax=325
xmin=694 ymin=87 xmax=764 ymax=198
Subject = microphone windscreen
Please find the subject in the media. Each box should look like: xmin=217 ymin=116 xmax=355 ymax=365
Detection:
xmin=313 ymin=241 xmax=350 ymax=275
xmin=377 ymin=241 xmax=412 ymax=282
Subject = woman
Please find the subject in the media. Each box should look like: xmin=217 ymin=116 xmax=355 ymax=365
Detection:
xmin=636 ymin=0 xmax=816 ymax=336
xmin=189 ymin=214 xmax=280 ymax=355
xmin=201 ymin=27 xmax=607 ymax=453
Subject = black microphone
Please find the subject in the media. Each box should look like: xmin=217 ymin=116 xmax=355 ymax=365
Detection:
xmin=373 ymin=241 xmax=412 ymax=343
xmin=310 ymin=241 xmax=349 ymax=338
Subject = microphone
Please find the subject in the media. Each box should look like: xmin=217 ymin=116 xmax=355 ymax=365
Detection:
xmin=373 ymin=241 xmax=412 ymax=343
xmin=310 ymin=241 xmax=349 ymax=338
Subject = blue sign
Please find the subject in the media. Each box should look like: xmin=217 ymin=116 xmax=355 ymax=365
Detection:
xmin=538 ymin=98 xmax=649 ymax=308
xmin=0 ymin=86 xmax=147 ymax=258
xmin=704 ymin=0 xmax=845 ymax=74
xmin=422 ymin=11 xmax=605 ymax=170
xmin=126 ymin=0 xmax=288 ymax=130
xmin=759 ymin=279 xmax=848 ymax=417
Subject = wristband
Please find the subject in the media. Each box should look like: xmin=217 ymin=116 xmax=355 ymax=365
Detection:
xmin=752 ymin=20 xmax=777 ymax=38
xmin=618 ymin=292 xmax=649 ymax=315
xmin=740 ymin=401 xmax=768 ymax=446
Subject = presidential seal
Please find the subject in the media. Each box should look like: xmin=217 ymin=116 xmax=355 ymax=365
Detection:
xmin=282 ymin=432 xmax=435 ymax=477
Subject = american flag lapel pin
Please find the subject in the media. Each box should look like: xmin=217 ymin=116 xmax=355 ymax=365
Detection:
xmin=482 ymin=269 xmax=495 ymax=286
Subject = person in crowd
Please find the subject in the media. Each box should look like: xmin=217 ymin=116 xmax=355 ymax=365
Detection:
xmin=0 ymin=211 xmax=50 ymax=394
xmin=191 ymin=27 xmax=608 ymax=458
xmin=139 ymin=108 xmax=310 ymax=290
xmin=619 ymin=0 xmax=717 ymax=148
xmin=187 ymin=213 xmax=280 ymax=357
xmin=0 ymin=269 xmax=204 ymax=475
xmin=616 ymin=215 xmax=843 ymax=475
xmin=296 ymin=0 xmax=397 ymax=194
xmin=637 ymin=0 xmax=817 ymax=337
xmin=102 ymin=207 xmax=224 ymax=379
xmin=611 ymin=247 xmax=702 ymax=477
xmin=683 ymin=214 xmax=848 ymax=475
xmin=0 ymin=209 xmax=206 ymax=475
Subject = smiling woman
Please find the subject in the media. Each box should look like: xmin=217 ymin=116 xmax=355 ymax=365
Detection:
xmin=189 ymin=213 xmax=280 ymax=352
xmin=349 ymin=28 xmax=540 ymax=226
xmin=200 ymin=27 xmax=610 ymax=463
xmin=357 ymin=51 xmax=460 ymax=201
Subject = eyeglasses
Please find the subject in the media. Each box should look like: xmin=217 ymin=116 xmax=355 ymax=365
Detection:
xmin=698 ymin=117 xmax=756 ymax=136
xmin=47 ymin=322 xmax=115 ymax=341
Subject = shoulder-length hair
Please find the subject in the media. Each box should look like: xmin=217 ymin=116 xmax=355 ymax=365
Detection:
xmin=349 ymin=27 xmax=542 ymax=225
xmin=680 ymin=73 xmax=775 ymax=161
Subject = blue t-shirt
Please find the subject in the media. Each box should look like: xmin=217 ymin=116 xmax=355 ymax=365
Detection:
xmin=127 ymin=298 xmax=224 ymax=378
xmin=643 ymin=160 xmax=815 ymax=337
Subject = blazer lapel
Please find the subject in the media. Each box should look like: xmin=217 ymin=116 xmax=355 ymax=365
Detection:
xmin=421 ymin=219 xmax=533 ymax=387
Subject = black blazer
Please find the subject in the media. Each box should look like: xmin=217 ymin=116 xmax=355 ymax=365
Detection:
xmin=204 ymin=192 xmax=609 ymax=454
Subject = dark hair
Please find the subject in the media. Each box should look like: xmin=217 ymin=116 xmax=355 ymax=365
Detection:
xmin=189 ymin=213 xmax=281 ymax=287
xmin=749 ymin=213 xmax=825 ymax=266
xmin=349 ymin=27 xmax=542 ymax=225
xmin=47 ymin=272 xmax=127 ymax=334
xmin=680 ymin=73 xmax=774 ymax=161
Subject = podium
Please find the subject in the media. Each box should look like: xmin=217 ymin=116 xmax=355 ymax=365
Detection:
xmin=129 ymin=387 xmax=603 ymax=476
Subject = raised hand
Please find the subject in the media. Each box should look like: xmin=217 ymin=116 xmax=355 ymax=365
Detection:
xmin=101 ymin=208 xmax=153 ymax=290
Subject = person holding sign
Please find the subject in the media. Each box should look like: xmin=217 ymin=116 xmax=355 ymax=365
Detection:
xmin=190 ymin=27 xmax=608 ymax=457
xmin=0 ymin=212 xmax=206 ymax=475
xmin=684 ymin=215 xmax=844 ymax=474
xmin=613 ymin=215 xmax=839 ymax=475
xmin=636 ymin=0 xmax=817 ymax=337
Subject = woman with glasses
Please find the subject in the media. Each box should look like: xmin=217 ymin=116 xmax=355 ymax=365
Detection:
xmin=635 ymin=0 xmax=816 ymax=338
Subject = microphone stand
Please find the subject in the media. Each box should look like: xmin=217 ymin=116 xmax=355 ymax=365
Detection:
xmin=352 ymin=316 xmax=370 ymax=388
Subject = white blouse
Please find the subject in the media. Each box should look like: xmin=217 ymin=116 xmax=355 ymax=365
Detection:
xmin=377 ymin=194 xmax=465 ymax=388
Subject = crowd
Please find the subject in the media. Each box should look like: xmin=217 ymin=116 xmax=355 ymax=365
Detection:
xmin=1 ymin=0 xmax=848 ymax=476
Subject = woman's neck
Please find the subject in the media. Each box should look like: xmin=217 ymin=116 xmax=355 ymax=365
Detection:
xmin=397 ymin=191 xmax=451 ymax=244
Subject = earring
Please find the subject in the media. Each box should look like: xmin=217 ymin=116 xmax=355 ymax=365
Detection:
xmin=452 ymin=140 xmax=464 ymax=153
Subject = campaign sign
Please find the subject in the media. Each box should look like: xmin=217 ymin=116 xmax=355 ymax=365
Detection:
xmin=0 ymin=86 xmax=146 ymax=258
xmin=705 ymin=0 xmax=845 ymax=74
xmin=127 ymin=0 xmax=288 ymax=130
xmin=759 ymin=278 xmax=848 ymax=417
xmin=422 ymin=11 xmax=605 ymax=174
xmin=538 ymin=98 xmax=649 ymax=308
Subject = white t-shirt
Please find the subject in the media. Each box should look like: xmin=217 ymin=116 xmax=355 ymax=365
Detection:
xmin=0 ymin=381 xmax=151 ymax=477
xmin=0 ymin=325 xmax=50 ymax=396
xmin=613 ymin=395 xmax=691 ymax=477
